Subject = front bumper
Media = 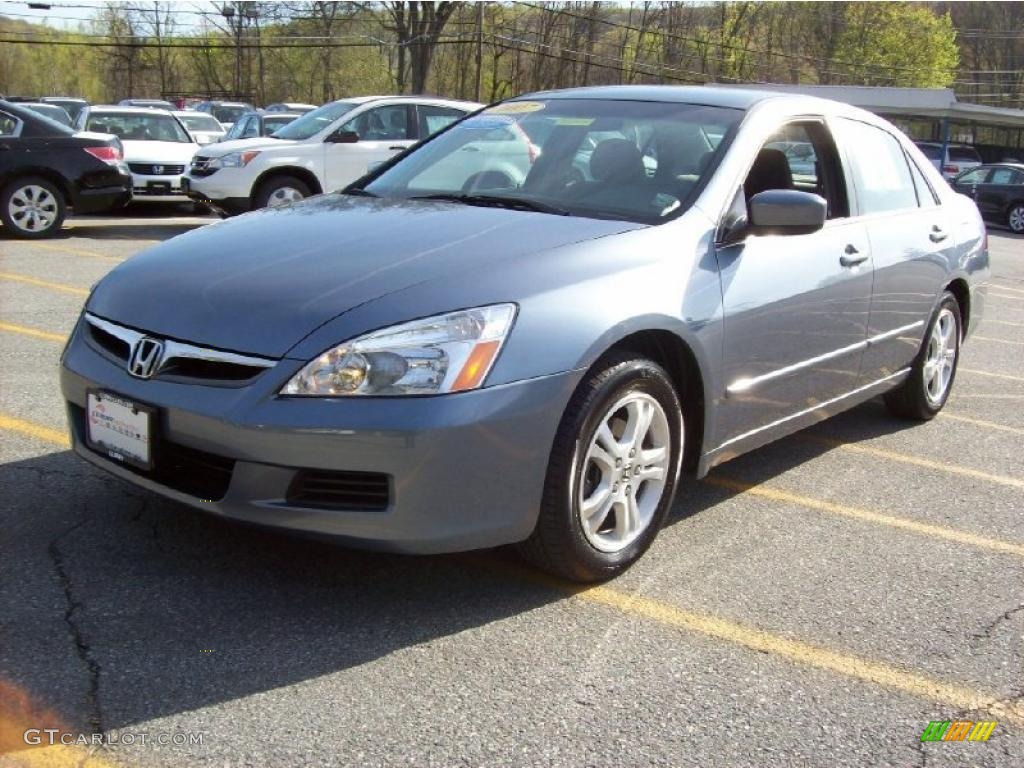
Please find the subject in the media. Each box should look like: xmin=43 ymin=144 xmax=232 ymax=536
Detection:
xmin=130 ymin=171 xmax=190 ymax=203
xmin=60 ymin=321 xmax=579 ymax=553
xmin=185 ymin=168 xmax=253 ymax=214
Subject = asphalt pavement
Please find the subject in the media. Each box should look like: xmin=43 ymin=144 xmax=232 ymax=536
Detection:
xmin=0 ymin=205 xmax=1022 ymax=767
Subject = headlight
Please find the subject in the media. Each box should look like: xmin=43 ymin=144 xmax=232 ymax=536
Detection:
xmin=281 ymin=304 xmax=517 ymax=397
xmin=209 ymin=150 xmax=260 ymax=168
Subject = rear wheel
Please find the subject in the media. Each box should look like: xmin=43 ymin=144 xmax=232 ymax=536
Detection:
xmin=1 ymin=176 xmax=66 ymax=238
xmin=884 ymin=292 xmax=961 ymax=420
xmin=1007 ymin=202 xmax=1024 ymax=234
xmin=254 ymin=175 xmax=311 ymax=209
xmin=519 ymin=353 xmax=683 ymax=582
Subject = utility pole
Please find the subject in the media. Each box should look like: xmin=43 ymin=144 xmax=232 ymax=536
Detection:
xmin=474 ymin=1 xmax=484 ymax=102
xmin=221 ymin=2 xmax=241 ymax=98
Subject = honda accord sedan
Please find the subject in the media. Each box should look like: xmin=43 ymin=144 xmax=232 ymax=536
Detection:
xmin=61 ymin=87 xmax=988 ymax=581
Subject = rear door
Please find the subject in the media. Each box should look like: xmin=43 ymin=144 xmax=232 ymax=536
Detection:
xmin=833 ymin=118 xmax=954 ymax=385
xmin=715 ymin=119 xmax=872 ymax=444
xmin=976 ymin=166 xmax=1024 ymax=220
xmin=322 ymin=103 xmax=415 ymax=190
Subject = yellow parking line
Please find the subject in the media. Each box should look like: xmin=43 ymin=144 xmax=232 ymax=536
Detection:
xmin=579 ymin=586 xmax=1023 ymax=727
xmin=0 ymin=322 xmax=66 ymax=343
xmin=0 ymin=413 xmax=69 ymax=448
xmin=959 ymin=367 xmax=1024 ymax=383
xmin=973 ymin=335 xmax=1023 ymax=346
xmin=491 ymin=560 xmax=1024 ymax=727
xmin=706 ymin=476 xmax=1024 ymax=557
xmin=942 ymin=413 xmax=1024 ymax=436
xmin=0 ymin=272 xmax=88 ymax=297
xmin=803 ymin=435 xmax=1024 ymax=490
xmin=14 ymin=241 xmax=120 ymax=262
xmin=991 ymin=282 xmax=1024 ymax=295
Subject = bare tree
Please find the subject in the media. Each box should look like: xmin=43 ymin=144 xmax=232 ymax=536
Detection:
xmin=383 ymin=1 xmax=457 ymax=94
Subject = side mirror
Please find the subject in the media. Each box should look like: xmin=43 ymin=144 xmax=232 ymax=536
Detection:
xmin=748 ymin=189 xmax=826 ymax=235
xmin=325 ymin=130 xmax=359 ymax=144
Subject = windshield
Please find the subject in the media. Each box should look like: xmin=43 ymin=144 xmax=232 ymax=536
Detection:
xmin=212 ymin=105 xmax=248 ymax=124
xmin=178 ymin=113 xmax=222 ymax=132
xmin=273 ymin=100 xmax=357 ymax=141
xmin=84 ymin=111 xmax=192 ymax=143
xmin=363 ymin=99 xmax=741 ymax=224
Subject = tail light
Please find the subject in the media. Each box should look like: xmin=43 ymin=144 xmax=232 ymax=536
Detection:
xmin=943 ymin=164 xmax=958 ymax=175
xmin=83 ymin=145 xmax=122 ymax=165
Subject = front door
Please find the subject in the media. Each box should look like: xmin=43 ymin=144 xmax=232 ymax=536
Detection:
xmin=715 ymin=120 xmax=873 ymax=446
xmin=323 ymin=104 xmax=415 ymax=190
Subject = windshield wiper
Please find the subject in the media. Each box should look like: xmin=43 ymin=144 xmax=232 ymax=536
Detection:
xmin=343 ymin=187 xmax=378 ymax=197
xmin=410 ymin=193 xmax=570 ymax=216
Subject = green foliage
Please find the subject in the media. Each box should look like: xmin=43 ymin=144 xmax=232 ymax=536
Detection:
xmin=832 ymin=3 xmax=960 ymax=88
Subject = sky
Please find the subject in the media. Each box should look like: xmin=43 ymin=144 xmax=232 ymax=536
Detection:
xmin=0 ymin=0 xmax=219 ymax=31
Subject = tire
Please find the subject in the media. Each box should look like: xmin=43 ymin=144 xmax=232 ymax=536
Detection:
xmin=253 ymin=175 xmax=311 ymax=209
xmin=519 ymin=352 xmax=684 ymax=582
xmin=191 ymin=202 xmax=211 ymax=215
xmin=884 ymin=291 xmax=961 ymax=420
xmin=1007 ymin=202 xmax=1024 ymax=234
xmin=1 ymin=176 xmax=66 ymax=239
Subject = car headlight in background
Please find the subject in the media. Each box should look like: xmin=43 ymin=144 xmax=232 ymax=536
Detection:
xmin=280 ymin=304 xmax=517 ymax=397
xmin=208 ymin=150 xmax=260 ymax=168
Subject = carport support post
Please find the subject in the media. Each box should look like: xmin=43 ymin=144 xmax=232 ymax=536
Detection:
xmin=940 ymin=116 xmax=951 ymax=175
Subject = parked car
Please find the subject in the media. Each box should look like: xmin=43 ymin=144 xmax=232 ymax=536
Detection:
xmin=952 ymin=163 xmax=1024 ymax=234
xmin=185 ymin=95 xmax=478 ymax=214
xmin=0 ymin=100 xmax=130 ymax=238
xmin=19 ymin=102 xmax=73 ymax=127
xmin=265 ymin=102 xmax=318 ymax=114
xmin=76 ymin=106 xmax=198 ymax=205
xmin=192 ymin=101 xmax=254 ymax=131
xmin=915 ymin=141 xmax=983 ymax=181
xmin=62 ymin=86 xmax=987 ymax=581
xmin=38 ymin=96 xmax=88 ymax=123
xmin=220 ymin=110 xmax=302 ymax=141
xmin=118 ymin=99 xmax=176 ymax=111
xmin=173 ymin=111 xmax=226 ymax=145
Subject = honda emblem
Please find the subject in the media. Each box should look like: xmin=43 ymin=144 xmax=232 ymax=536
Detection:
xmin=128 ymin=337 xmax=164 ymax=379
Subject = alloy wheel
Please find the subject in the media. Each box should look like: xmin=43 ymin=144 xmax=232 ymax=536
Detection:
xmin=267 ymin=186 xmax=304 ymax=207
xmin=578 ymin=391 xmax=671 ymax=553
xmin=1009 ymin=205 xmax=1024 ymax=234
xmin=8 ymin=184 xmax=58 ymax=233
xmin=923 ymin=307 xmax=957 ymax=406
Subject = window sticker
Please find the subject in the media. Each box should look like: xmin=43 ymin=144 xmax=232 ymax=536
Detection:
xmin=553 ymin=117 xmax=595 ymax=127
xmin=487 ymin=101 xmax=546 ymax=115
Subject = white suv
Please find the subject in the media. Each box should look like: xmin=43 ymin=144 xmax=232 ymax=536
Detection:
xmin=184 ymin=96 xmax=479 ymax=215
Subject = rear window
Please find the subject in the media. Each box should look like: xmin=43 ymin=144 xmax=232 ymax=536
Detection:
xmin=949 ymin=146 xmax=981 ymax=163
xmin=916 ymin=144 xmax=941 ymax=160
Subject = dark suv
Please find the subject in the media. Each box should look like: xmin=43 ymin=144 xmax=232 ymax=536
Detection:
xmin=0 ymin=100 xmax=132 ymax=238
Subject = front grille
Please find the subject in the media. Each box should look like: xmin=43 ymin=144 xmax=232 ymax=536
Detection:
xmin=73 ymin=404 xmax=235 ymax=501
xmin=287 ymin=470 xmax=390 ymax=511
xmin=129 ymin=163 xmax=185 ymax=175
xmin=87 ymin=322 xmax=130 ymax=363
xmin=83 ymin=314 xmax=275 ymax=386
xmin=190 ymin=156 xmax=217 ymax=178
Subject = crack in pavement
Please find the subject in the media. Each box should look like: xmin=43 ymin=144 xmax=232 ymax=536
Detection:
xmin=970 ymin=604 xmax=1024 ymax=648
xmin=47 ymin=510 xmax=104 ymax=735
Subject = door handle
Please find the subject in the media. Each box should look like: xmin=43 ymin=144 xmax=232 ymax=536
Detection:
xmin=839 ymin=244 xmax=868 ymax=268
xmin=929 ymin=225 xmax=948 ymax=243
xmin=388 ymin=145 xmax=405 ymax=151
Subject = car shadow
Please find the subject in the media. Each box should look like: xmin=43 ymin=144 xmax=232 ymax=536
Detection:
xmin=0 ymin=398 xmax=917 ymax=737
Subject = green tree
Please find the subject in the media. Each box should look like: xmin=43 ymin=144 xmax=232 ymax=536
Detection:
xmin=832 ymin=3 xmax=959 ymax=87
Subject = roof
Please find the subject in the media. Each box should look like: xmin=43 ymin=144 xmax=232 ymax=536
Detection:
xmin=87 ymin=105 xmax=179 ymax=115
xmin=523 ymin=85 xmax=778 ymax=110
xmin=718 ymin=83 xmax=1024 ymax=129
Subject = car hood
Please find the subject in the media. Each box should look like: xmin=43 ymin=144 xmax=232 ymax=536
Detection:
xmin=87 ymin=195 xmax=643 ymax=358
xmin=121 ymin=140 xmax=198 ymax=163
xmin=199 ymin=137 xmax=295 ymax=156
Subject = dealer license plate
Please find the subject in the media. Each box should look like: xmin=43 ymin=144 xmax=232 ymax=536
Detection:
xmin=85 ymin=391 xmax=154 ymax=470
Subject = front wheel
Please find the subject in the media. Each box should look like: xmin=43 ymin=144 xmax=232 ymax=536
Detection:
xmin=253 ymin=175 xmax=311 ymax=209
xmin=884 ymin=291 xmax=961 ymax=420
xmin=519 ymin=353 xmax=683 ymax=582
xmin=1007 ymin=202 xmax=1024 ymax=234
xmin=1 ymin=177 xmax=66 ymax=238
